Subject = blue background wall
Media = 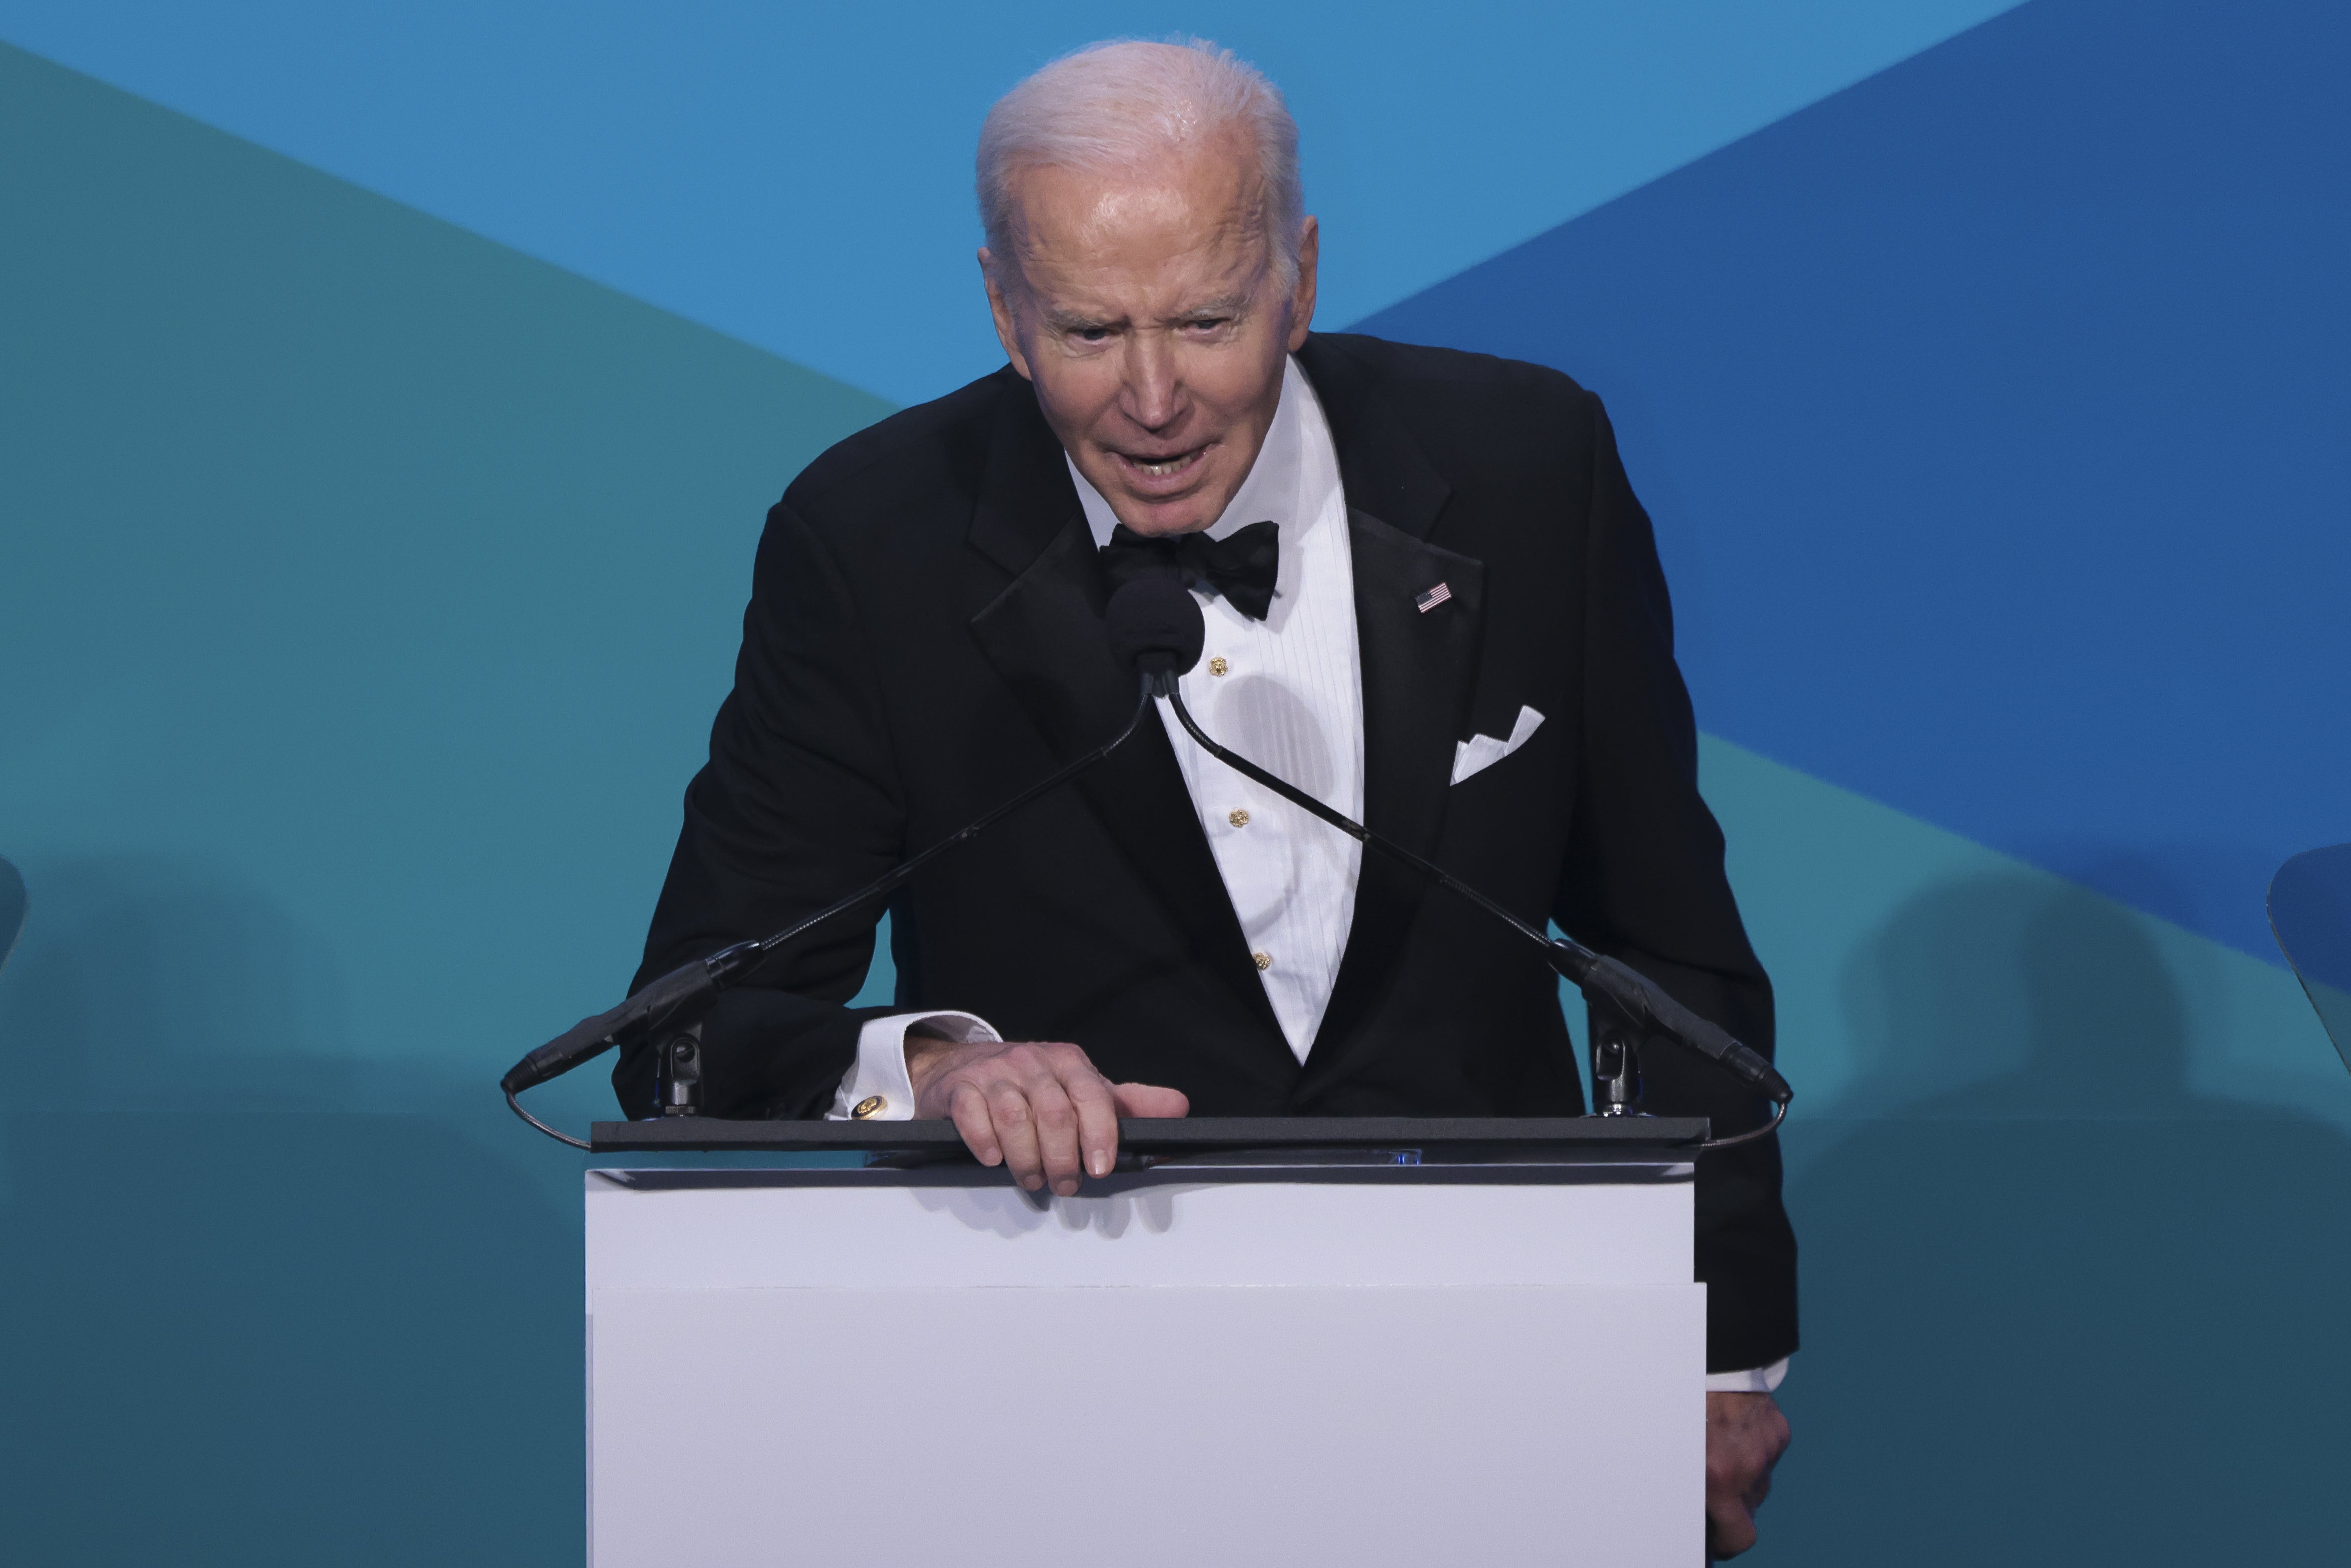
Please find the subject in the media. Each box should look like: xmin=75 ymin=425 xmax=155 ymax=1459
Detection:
xmin=2 ymin=2 xmax=2346 ymax=1562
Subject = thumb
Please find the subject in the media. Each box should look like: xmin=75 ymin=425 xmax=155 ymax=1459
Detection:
xmin=1111 ymin=1082 xmax=1190 ymax=1119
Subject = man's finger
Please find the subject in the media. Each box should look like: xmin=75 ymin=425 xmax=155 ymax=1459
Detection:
xmin=1745 ymin=1404 xmax=1790 ymax=1510
xmin=1705 ymin=1498 xmax=1758 ymax=1560
xmin=988 ymin=1081 xmax=1046 ymax=1190
xmin=1021 ymin=1072 xmax=1085 ymax=1196
xmin=1059 ymin=1065 xmax=1123 ymax=1180
xmin=1110 ymin=1082 xmax=1190 ymax=1119
xmin=947 ymin=1080 xmax=1002 ymax=1167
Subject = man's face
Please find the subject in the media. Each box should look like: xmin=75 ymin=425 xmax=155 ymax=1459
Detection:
xmin=983 ymin=134 xmax=1319 ymax=538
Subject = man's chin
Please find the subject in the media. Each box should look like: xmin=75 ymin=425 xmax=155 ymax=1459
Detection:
xmin=1113 ymin=505 xmax=1214 ymax=537
xmin=1107 ymin=476 xmax=1231 ymax=537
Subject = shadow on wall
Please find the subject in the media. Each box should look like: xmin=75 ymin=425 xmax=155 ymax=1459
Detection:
xmin=0 ymin=858 xmax=581 ymax=1568
xmin=1828 ymin=866 xmax=2254 ymax=1121
xmin=1763 ymin=875 xmax=2351 ymax=1566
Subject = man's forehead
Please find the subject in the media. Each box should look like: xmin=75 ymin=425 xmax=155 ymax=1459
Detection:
xmin=1010 ymin=136 xmax=1260 ymax=238
xmin=1023 ymin=255 xmax=1263 ymax=328
xmin=1006 ymin=154 xmax=1269 ymax=308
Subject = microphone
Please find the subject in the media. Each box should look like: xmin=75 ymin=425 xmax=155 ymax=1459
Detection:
xmin=1106 ymin=567 xmax=1205 ymax=691
xmin=500 ymin=578 xmax=1193 ymax=1135
xmin=1110 ymin=574 xmax=1793 ymax=1134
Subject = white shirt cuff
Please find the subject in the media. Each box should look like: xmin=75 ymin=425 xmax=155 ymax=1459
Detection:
xmin=825 ymin=1011 xmax=1000 ymax=1121
xmin=1704 ymin=1357 xmax=1789 ymax=1395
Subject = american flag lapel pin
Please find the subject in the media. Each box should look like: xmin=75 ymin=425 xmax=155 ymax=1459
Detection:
xmin=1416 ymin=581 xmax=1453 ymax=614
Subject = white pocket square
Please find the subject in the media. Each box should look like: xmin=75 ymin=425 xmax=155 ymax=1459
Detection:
xmin=1451 ymin=705 xmax=1545 ymax=785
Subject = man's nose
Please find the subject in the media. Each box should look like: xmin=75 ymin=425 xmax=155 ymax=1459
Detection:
xmin=1121 ymin=332 xmax=1182 ymax=431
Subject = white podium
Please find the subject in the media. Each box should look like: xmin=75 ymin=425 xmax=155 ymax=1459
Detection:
xmin=585 ymin=1118 xmax=1706 ymax=1566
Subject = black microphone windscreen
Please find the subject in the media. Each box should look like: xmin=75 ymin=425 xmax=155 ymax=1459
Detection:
xmin=1105 ymin=573 xmax=1205 ymax=678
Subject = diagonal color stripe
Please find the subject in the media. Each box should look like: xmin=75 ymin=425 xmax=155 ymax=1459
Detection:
xmin=0 ymin=0 xmax=2027 ymax=403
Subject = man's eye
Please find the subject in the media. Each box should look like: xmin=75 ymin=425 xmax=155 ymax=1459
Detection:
xmin=1076 ymin=327 xmax=1111 ymax=342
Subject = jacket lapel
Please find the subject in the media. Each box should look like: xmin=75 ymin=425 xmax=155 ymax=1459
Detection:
xmin=963 ymin=376 xmax=1290 ymax=1047
xmin=1309 ymin=510 xmax=1485 ymax=1059
xmin=1294 ymin=338 xmax=1488 ymax=1063
xmin=1297 ymin=334 xmax=1452 ymax=544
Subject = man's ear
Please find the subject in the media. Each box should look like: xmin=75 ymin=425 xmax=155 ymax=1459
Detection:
xmin=979 ymin=250 xmax=1035 ymax=381
xmin=1285 ymin=216 xmax=1320 ymax=353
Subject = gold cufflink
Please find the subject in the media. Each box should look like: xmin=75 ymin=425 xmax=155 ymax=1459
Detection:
xmin=852 ymin=1095 xmax=886 ymax=1119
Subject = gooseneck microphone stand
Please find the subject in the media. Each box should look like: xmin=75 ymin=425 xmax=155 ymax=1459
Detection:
xmin=1082 ymin=573 xmax=1789 ymax=1142
xmin=1138 ymin=643 xmax=1791 ymax=1151
xmin=500 ymin=683 xmax=1160 ymax=1148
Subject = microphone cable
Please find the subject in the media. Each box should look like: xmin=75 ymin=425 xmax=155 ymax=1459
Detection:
xmin=1156 ymin=680 xmax=1790 ymax=1152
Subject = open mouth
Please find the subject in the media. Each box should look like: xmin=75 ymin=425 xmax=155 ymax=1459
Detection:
xmin=1115 ymin=445 xmax=1209 ymax=482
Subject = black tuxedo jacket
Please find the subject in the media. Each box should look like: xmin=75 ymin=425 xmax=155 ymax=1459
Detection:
xmin=623 ymin=332 xmax=1797 ymax=1371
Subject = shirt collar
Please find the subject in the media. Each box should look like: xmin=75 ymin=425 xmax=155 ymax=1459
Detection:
xmin=1068 ymin=356 xmax=1312 ymax=550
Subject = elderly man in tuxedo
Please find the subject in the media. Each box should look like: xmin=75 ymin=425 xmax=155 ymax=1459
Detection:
xmin=623 ymin=38 xmax=1795 ymax=1555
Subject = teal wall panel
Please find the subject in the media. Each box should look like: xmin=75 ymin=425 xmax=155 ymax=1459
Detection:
xmin=1705 ymin=736 xmax=2348 ymax=1139
xmin=0 ymin=43 xmax=891 ymax=1563
xmin=1699 ymin=735 xmax=2351 ymax=1562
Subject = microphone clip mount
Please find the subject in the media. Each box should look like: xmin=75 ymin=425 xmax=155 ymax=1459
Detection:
xmin=655 ymin=1022 xmax=705 ymax=1117
xmin=1590 ymin=1017 xmax=1645 ymax=1118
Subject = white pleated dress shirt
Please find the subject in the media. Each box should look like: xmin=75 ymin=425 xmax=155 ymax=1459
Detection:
xmin=1106 ymin=356 xmax=1367 ymax=1058
xmin=821 ymin=356 xmax=1783 ymax=1394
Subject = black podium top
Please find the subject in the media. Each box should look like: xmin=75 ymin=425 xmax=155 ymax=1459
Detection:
xmin=589 ymin=1114 xmax=1707 ymax=1163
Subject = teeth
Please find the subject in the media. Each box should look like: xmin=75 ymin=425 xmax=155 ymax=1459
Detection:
xmin=1132 ymin=453 xmax=1191 ymax=477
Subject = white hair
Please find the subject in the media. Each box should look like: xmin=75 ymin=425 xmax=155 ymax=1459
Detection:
xmin=977 ymin=38 xmax=1304 ymax=292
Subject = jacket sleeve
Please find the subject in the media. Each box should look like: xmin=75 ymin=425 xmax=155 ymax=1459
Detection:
xmin=615 ymin=500 xmax=908 ymax=1120
xmin=1550 ymin=390 xmax=1800 ymax=1374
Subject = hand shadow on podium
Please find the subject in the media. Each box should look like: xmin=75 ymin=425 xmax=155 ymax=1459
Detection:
xmin=1762 ymin=873 xmax=2351 ymax=1567
xmin=0 ymin=857 xmax=581 ymax=1568
xmin=910 ymin=1179 xmax=1180 ymax=1238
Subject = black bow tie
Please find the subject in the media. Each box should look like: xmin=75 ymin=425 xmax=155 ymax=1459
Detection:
xmin=1098 ymin=520 xmax=1280 ymax=621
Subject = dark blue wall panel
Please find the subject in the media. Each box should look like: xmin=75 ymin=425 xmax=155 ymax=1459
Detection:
xmin=1360 ymin=0 xmax=2351 ymax=963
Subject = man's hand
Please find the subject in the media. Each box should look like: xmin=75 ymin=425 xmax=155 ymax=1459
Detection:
xmin=908 ymin=1037 xmax=1189 ymax=1196
xmin=1705 ymin=1391 xmax=1790 ymax=1558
